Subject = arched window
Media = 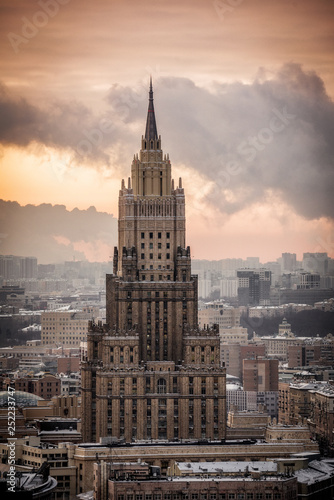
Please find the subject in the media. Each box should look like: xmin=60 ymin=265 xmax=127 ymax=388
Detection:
xmin=157 ymin=378 xmax=167 ymax=394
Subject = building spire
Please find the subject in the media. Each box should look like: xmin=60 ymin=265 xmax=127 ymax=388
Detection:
xmin=144 ymin=76 xmax=158 ymax=142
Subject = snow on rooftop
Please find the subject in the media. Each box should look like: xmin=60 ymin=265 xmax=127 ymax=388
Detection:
xmin=176 ymin=461 xmax=277 ymax=474
xmin=295 ymin=460 xmax=334 ymax=485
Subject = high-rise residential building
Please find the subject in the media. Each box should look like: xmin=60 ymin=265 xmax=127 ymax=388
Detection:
xmin=0 ymin=255 xmax=38 ymax=280
xmin=246 ymin=257 xmax=260 ymax=269
xmin=237 ymin=269 xmax=271 ymax=306
xmin=302 ymin=252 xmax=328 ymax=275
xmin=81 ymin=81 xmax=226 ymax=443
xmin=282 ymin=252 xmax=297 ymax=272
xmin=20 ymin=256 xmax=38 ymax=279
xmin=219 ymin=277 xmax=238 ymax=298
xmin=298 ymin=272 xmax=321 ymax=289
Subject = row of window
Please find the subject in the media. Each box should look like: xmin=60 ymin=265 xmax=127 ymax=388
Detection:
xmin=141 ymin=242 xmax=170 ymax=249
xmin=142 ymin=275 xmax=171 ymax=281
xmin=140 ymin=253 xmax=170 ymax=260
xmin=141 ymin=232 xmax=170 ymax=239
xmin=116 ymin=492 xmax=282 ymax=500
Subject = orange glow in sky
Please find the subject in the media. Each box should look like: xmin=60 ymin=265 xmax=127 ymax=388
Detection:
xmin=0 ymin=0 xmax=334 ymax=262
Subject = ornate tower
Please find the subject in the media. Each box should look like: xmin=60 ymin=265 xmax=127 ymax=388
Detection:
xmin=81 ymin=81 xmax=226 ymax=443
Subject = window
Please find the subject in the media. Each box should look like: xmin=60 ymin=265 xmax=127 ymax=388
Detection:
xmin=166 ymin=242 xmax=170 ymax=249
xmin=142 ymin=275 xmax=145 ymax=280
xmin=150 ymin=253 xmax=153 ymax=259
xmin=141 ymin=243 xmax=145 ymax=249
xmin=141 ymin=232 xmax=145 ymax=238
xmin=150 ymin=275 xmax=154 ymax=281
xmin=166 ymin=232 xmax=170 ymax=238
xmin=158 ymin=253 xmax=162 ymax=259
xmin=149 ymin=232 xmax=153 ymax=239
xmin=141 ymin=253 xmax=145 ymax=259
xmin=149 ymin=243 xmax=153 ymax=249
xmin=158 ymin=243 xmax=162 ymax=249
xmin=157 ymin=378 xmax=167 ymax=394
xmin=166 ymin=253 xmax=170 ymax=259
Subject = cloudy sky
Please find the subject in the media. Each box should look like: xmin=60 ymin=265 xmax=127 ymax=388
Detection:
xmin=0 ymin=0 xmax=334 ymax=263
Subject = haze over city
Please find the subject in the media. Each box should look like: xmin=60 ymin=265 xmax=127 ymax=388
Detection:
xmin=1 ymin=0 xmax=334 ymax=263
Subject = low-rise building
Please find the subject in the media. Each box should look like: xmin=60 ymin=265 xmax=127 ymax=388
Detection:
xmin=11 ymin=373 xmax=60 ymax=400
xmin=308 ymin=384 xmax=334 ymax=456
xmin=93 ymin=460 xmax=298 ymax=500
xmin=0 ymin=437 xmax=77 ymax=498
xmin=253 ymin=319 xmax=306 ymax=361
xmin=41 ymin=307 xmax=99 ymax=346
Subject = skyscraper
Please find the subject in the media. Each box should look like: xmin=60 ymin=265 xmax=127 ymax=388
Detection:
xmin=81 ymin=80 xmax=226 ymax=443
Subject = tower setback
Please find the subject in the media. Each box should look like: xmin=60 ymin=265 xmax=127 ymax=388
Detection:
xmin=81 ymin=81 xmax=226 ymax=443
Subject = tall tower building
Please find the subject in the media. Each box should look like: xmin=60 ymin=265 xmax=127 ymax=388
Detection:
xmin=81 ymin=80 xmax=226 ymax=443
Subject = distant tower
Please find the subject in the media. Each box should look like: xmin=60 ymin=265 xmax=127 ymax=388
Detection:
xmin=81 ymin=80 xmax=226 ymax=443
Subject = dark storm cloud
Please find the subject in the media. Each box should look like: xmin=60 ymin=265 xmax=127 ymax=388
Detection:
xmin=0 ymin=83 xmax=120 ymax=164
xmin=1 ymin=64 xmax=333 ymax=220
xmin=106 ymin=65 xmax=334 ymax=220
xmin=0 ymin=200 xmax=117 ymax=263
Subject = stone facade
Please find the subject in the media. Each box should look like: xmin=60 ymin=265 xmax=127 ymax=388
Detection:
xmin=75 ymin=440 xmax=318 ymax=493
xmin=81 ymin=81 xmax=226 ymax=443
xmin=308 ymin=385 xmax=334 ymax=455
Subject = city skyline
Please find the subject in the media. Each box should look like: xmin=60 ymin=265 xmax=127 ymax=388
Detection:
xmin=1 ymin=0 xmax=334 ymax=262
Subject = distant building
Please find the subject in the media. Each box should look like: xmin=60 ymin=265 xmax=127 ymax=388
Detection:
xmin=57 ymin=355 xmax=80 ymax=374
xmin=308 ymin=384 xmax=334 ymax=456
xmin=226 ymin=389 xmax=279 ymax=419
xmin=303 ymin=252 xmax=328 ymax=275
xmin=221 ymin=342 xmax=265 ymax=380
xmin=253 ymin=318 xmax=302 ymax=361
xmin=0 ymin=255 xmax=37 ymax=280
xmin=227 ymin=406 xmax=271 ymax=430
xmin=299 ymin=272 xmax=321 ymax=289
xmin=219 ymin=277 xmax=238 ymax=298
xmin=41 ymin=308 xmax=99 ymax=346
xmin=282 ymin=252 xmax=297 ymax=272
xmin=288 ymin=343 xmax=322 ymax=368
xmin=278 ymin=380 xmax=328 ymax=426
xmin=11 ymin=373 xmax=60 ymax=400
xmin=237 ymin=269 xmax=271 ymax=306
xmin=243 ymin=358 xmax=279 ymax=392
xmin=198 ymin=301 xmax=240 ymax=328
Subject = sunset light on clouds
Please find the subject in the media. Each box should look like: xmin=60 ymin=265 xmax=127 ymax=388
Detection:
xmin=0 ymin=0 xmax=334 ymax=263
